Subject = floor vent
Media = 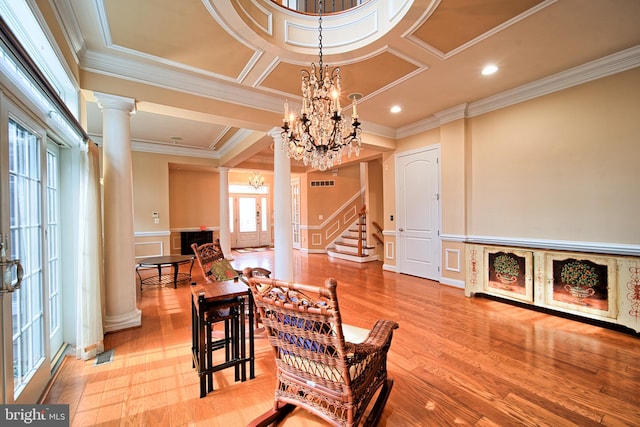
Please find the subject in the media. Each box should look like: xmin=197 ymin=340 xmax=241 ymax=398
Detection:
xmin=94 ymin=349 xmax=114 ymax=366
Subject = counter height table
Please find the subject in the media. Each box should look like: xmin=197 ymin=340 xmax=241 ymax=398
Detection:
xmin=191 ymin=279 xmax=255 ymax=398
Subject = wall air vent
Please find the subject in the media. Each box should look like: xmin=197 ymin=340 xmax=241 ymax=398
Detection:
xmin=310 ymin=180 xmax=335 ymax=187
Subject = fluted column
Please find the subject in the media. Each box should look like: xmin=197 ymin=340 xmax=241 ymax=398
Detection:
xmin=218 ymin=167 xmax=232 ymax=259
xmin=270 ymin=129 xmax=294 ymax=281
xmin=95 ymin=92 xmax=141 ymax=332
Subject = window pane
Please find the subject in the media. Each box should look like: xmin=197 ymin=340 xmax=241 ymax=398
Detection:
xmin=229 ymin=197 xmax=234 ymax=233
xmin=238 ymin=198 xmax=257 ymax=233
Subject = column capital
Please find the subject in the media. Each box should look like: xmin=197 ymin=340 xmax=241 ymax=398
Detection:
xmin=218 ymin=167 xmax=230 ymax=173
xmin=94 ymin=92 xmax=136 ymax=114
xmin=268 ymin=126 xmax=284 ymax=141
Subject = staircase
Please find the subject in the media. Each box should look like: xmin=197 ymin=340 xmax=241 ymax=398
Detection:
xmin=327 ymin=207 xmax=379 ymax=263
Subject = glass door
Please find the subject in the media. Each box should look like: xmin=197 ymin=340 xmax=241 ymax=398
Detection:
xmin=1 ymin=110 xmax=51 ymax=403
xmin=237 ymin=196 xmax=259 ymax=247
xmin=234 ymin=195 xmax=270 ymax=248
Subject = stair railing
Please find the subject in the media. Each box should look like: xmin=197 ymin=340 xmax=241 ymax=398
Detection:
xmin=372 ymin=221 xmax=384 ymax=246
xmin=357 ymin=206 xmax=367 ymax=257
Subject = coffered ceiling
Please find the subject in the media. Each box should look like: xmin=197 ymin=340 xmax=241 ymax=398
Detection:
xmin=48 ymin=0 xmax=640 ymax=171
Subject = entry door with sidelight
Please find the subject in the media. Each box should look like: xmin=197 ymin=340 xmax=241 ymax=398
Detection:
xmin=235 ymin=196 xmax=269 ymax=247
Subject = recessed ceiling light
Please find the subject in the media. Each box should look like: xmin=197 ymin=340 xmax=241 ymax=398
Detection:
xmin=482 ymin=64 xmax=498 ymax=76
xmin=390 ymin=105 xmax=402 ymax=113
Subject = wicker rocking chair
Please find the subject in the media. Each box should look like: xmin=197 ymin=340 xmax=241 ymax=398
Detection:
xmin=243 ymin=267 xmax=399 ymax=427
xmin=192 ymin=241 xmax=270 ymax=328
xmin=191 ymin=239 xmax=238 ymax=283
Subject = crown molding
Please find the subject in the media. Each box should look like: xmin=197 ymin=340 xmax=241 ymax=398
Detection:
xmin=80 ymin=50 xmax=284 ymax=118
xmin=398 ymin=45 xmax=640 ymax=138
xmin=131 ymin=140 xmax=219 ymax=158
xmin=467 ymin=45 xmax=640 ymax=117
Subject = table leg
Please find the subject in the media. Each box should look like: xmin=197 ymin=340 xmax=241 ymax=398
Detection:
xmin=240 ymin=296 xmax=246 ymax=382
xmin=197 ymin=295 xmax=206 ymax=398
xmin=248 ymin=292 xmax=255 ymax=380
xmin=172 ymin=262 xmax=178 ymax=288
xmin=191 ymin=299 xmax=196 ymax=369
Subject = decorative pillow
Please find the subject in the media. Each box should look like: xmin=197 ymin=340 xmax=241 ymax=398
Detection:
xmin=209 ymin=258 xmax=239 ymax=281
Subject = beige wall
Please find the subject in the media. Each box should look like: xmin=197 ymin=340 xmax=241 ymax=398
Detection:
xmin=384 ymin=68 xmax=640 ymax=281
xmin=132 ymin=152 xmax=217 ymax=256
xmin=130 ymin=68 xmax=640 ymax=274
xmin=467 ymin=68 xmax=640 ymax=244
xmin=169 ymin=168 xmax=219 ymax=229
xmin=306 ymin=163 xmax=362 ymax=226
xmin=132 ymin=152 xmax=170 ymax=232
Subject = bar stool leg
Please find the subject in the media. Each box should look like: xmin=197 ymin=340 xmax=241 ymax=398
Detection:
xmin=240 ymin=297 xmax=247 ymax=382
xmin=206 ymin=320 xmax=214 ymax=392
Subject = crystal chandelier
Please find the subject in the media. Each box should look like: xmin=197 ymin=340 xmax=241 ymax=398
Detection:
xmin=281 ymin=0 xmax=362 ymax=171
xmin=249 ymin=171 xmax=265 ymax=190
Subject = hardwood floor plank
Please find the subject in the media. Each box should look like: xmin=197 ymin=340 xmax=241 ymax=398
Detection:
xmin=41 ymin=251 xmax=640 ymax=426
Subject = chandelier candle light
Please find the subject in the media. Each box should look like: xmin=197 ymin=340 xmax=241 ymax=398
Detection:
xmin=281 ymin=0 xmax=362 ymax=171
xmin=249 ymin=171 xmax=265 ymax=190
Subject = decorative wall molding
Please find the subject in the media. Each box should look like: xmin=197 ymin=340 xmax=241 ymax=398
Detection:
xmin=439 ymin=277 xmax=464 ymax=289
xmin=385 ymin=241 xmax=395 ymax=260
xmin=467 ymin=235 xmax=640 ymax=257
xmin=382 ymin=263 xmax=397 ymax=273
xmin=134 ymin=241 xmax=163 ymax=258
xmin=134 ymin=231 xmax=170 ymax=237
xmin=445 ymin=248 xmax=461 ymax=273
xmin=440 ymin=233 xmax=466 ymax=242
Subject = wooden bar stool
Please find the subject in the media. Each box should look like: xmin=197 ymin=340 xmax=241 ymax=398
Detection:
xmin=204 ymin=296 xmax=244 ymax=392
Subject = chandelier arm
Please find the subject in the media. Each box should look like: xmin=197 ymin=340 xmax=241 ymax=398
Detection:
xmin=279 ymin=0 xmax=362 ymax=170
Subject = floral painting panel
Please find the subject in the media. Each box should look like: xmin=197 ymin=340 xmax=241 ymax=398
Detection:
xmin=552 ymin=258 xmax=609 ymax=311
xmin=484 ymin=249 xmax=533 ymax=302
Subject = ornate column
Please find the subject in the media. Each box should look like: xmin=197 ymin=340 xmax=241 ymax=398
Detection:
xmin=95 ymin=92 xmax=141 ymax=332
xmin=218 ymin=167 xmax=232 ymax=259
xmin=270 ymin=128 xmax=294 ymax=281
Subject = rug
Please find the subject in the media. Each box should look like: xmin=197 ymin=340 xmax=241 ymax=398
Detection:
xmin=234 ymin=246 xmax=274 ymax=253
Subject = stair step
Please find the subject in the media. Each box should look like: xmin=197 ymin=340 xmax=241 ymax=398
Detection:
xmin=327 ymin=248 xmax=379 ymax=263
xmin=335 ymin=241 xmax=373 ymax=249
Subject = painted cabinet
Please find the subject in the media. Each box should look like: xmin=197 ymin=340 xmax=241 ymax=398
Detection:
xmin=465 ymin=244 xmax=640 ymax=333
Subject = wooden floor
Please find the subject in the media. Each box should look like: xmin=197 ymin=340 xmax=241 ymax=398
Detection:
xmin=42 ymin=249 xmax=640 ymax=426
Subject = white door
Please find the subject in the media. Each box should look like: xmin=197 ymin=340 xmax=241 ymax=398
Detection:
xmin=291 ymin=178 xmax=301 ymax=249
xmin=235 ymin=196 xmax=270 ymax=247
xmin=237 ymin=196 xmax=258 ymax=247
xmin=0 ymin=110 xmax=51 ymax=403
xmin=395 ymin=146 xmax=440 ymax=280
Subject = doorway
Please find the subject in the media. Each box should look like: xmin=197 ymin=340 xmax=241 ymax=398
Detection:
xmin=1 ymin=108 xmax=59 ymax=403
xmin=395 ymin=145 xmax=441 ymax=280
xmin=232 ymin=195 xmax=270 ymax=248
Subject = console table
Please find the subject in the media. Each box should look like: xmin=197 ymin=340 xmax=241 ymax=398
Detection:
xmin=465 ymin=243 xmax=640 ymax=333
